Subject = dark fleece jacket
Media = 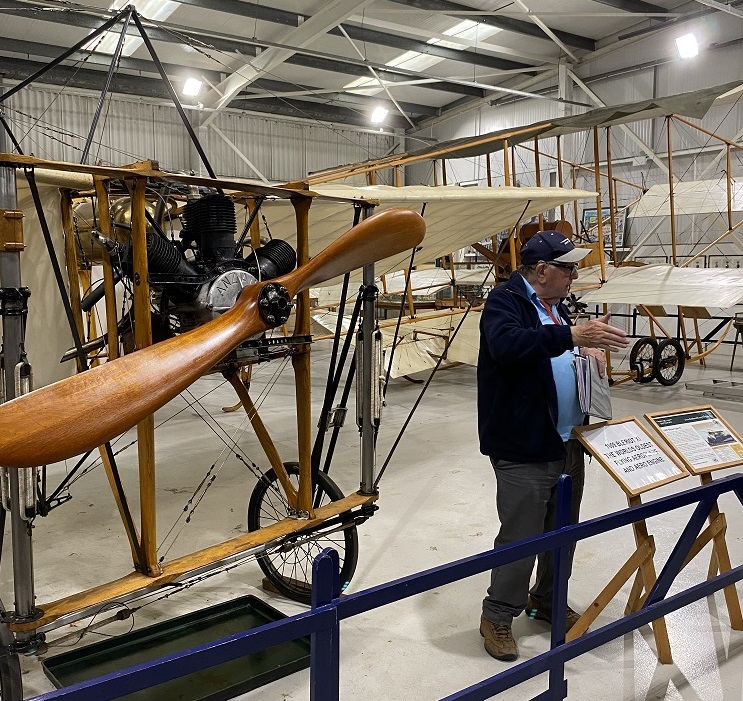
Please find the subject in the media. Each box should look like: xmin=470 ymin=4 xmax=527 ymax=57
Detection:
xmin=477 ymin=272 xmax=576 ymax=462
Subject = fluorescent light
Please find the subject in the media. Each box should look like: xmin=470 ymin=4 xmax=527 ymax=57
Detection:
xmin=343 ymin=19 xmax=500 ymax=92
xmin=183 ymin=77 xmax=203 ymax=97
xmin=676 ymin=33 xmax=698 ymax=59
xmin=92 ymin=0 xmax=179 ymax=56
xmin=371 ymin=106 xmax=388 ymax=124
xmin=426 ymin=19 xmax=480 ymax=47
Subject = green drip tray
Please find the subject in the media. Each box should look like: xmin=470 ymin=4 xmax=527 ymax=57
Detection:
xmin=42 ymin=595 xmax=310 ymax=701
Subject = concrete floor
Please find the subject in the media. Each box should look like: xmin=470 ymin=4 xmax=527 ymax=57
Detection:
xmin=3 ymin=337 xmax=743 ymax=700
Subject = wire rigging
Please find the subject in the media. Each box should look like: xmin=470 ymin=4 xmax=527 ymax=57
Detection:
xmin=373 ymin=200 xmax=532 ymax=489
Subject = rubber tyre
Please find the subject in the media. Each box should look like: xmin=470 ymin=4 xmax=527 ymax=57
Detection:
xmin=629 ymin=337 xmax=657 ymax=383
xmin=247 ymin=463 xmax=359 ymax=604
xmin=653 ymin=338 xmax=685 ymax=386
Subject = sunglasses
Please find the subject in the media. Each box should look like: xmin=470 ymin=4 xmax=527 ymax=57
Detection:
xmin=543 ymin=260 xmax=579 ymax=274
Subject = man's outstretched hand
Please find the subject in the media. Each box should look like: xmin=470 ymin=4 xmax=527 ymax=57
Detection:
xmin=571 ymin=313 xmax=629 ymax=352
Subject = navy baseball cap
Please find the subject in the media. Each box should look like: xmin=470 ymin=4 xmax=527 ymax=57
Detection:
xmin=519 ymin=230 xmax=591 ymax=265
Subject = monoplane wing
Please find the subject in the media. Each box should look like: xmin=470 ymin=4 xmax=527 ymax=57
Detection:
xmin=577 ymin=264 xmax=743 ymax=307
xmin=255 ymin=184 xmax=597 ymax=284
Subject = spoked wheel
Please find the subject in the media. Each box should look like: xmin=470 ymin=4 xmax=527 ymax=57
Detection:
xmin=247 ymin=463 xmax=359 ymax=604
xmin=629 ymin=337 xmax=657 ymax=383
xmin=653 ymin=338 xmax=685 ymax=386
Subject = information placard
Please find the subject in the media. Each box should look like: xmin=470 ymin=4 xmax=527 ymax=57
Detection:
xmin=574 ymin=418 xmax=689 ymax=496
xmin=645 ymin=406 xmax=743 ymax=474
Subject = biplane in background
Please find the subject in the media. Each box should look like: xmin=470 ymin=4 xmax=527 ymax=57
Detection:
xmin=234 ymin=183 xmax=593 ymax=379
xmin=298 ymin=80 xmax=743 ymax=386
xmin=573 ymin=172 xmax=743 ymax=384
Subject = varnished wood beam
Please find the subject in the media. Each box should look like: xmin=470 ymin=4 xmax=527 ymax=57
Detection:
xmin=292 ymin=196 xmax=314 ymax=515
xmin=94 ymin=178 xmax=119 ymax=362
xmin=226 ymin=372 xmax=298 ymax=510
xmin=59 ymin=191 xmax=86 ymax=373
xmin=128 ymin=176 xmax=159 ymax=575
xmin=10 ymin=491 xmax=378 ymax=632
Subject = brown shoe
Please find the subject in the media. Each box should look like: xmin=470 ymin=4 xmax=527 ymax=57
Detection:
xmin=526 ymin=596 xmax=581 ymax=633
xmin=480 ymin=615 xmax=518 ymax=661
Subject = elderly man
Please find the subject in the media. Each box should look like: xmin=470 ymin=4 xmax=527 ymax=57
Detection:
xmin=477 ymin=231 xmax=628 ymax=661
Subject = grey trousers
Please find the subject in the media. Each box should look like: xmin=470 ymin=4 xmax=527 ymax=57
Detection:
xmin=482 ymin=439 xmax=585 ymax=625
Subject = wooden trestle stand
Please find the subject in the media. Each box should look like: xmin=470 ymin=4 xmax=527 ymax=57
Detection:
xmin=645 ymin=405 xmax=743 ymax=633
xmin=572 ymin=417 xmax=691 ymax=664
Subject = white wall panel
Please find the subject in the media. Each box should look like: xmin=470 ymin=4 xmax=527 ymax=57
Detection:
xmin=271 ymin=120 xmax=307 ymax=181
xmin=202 ymin=112 xmax=274 ymax=181
xmin=581 ymin=72 xmax=655 ymax=109
xmin=305 ymin=125 xmax=342 ymax=176
xmin=7 ymin=89 xmax=78 ymax=162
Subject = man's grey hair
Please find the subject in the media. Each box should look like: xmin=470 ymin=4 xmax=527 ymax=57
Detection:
xmin=518 ymin=263 xmax=538 ymax=278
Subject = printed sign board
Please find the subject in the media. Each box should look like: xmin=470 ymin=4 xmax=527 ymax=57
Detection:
xmin=581 ymin=207 xmax=627 ymax=248
xmin=574 ymin=418 xmax=689 ymax=496
xmin=645 ymin=406 xmax=743 ymax=474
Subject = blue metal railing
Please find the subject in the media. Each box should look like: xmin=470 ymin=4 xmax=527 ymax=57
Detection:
xmin=29 ymin=472 xmax=743 ymax=701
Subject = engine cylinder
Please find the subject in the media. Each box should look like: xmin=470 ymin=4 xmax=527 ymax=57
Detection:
xmin=246 ymin=239 xmax=297 ymax=280
xmin=146 ymin=232 xmax=197 ymax=277
xmin=180 ymin=194 xmax=237 ymax=263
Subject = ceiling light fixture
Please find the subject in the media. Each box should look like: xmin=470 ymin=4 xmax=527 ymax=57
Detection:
xmin=675 ymin=33 xmax=699 ymax=59
xmin=370 ymin=106 xmax=388 ymax=124
xmin=183 ymin=77 xmax=203 ymax=97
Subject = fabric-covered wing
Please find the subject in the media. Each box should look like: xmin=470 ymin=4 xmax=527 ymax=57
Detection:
xmin=630 ymin=180 xmax=743 ymax=218
xmin=578 ymin=264 xmax=743 ymax=307
xmin=259 ymin=184 xmax=596 ymax=285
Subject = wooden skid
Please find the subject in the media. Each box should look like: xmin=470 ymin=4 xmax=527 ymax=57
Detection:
xmin=10 ymin=491 xmax=377 ymax=632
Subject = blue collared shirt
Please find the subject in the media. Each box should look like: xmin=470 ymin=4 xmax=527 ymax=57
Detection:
xmin=522 ymin=278 xmax=585 ymax=441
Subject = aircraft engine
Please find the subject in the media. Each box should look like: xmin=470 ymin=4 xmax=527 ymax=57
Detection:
xmin=71 ymin=191 xmax=297 ymax=363
xmin=123 ymin=192 xmax=296 ymax=338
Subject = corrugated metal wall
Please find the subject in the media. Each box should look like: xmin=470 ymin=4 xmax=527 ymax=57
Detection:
xmin=4 ymin=87 xmax=394 ymax=182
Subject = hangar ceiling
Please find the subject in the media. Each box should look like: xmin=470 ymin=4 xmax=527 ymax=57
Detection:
xmin=0 ymin=0 xmax=740 ymax=131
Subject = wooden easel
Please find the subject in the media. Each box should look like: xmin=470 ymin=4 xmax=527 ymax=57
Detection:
xmin=692 ymin=472 xmax=743 ymax=629
xmin=566 ymin=492 xmax=673 ymax=663
xmin=645 ymin=405 xmax=743 ymax=633
xmin=572 ymin=418 xmax=691 ymax=664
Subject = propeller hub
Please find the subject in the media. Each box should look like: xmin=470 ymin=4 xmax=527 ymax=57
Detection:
xmin=258 ymin=283 xmax=293 ymax=327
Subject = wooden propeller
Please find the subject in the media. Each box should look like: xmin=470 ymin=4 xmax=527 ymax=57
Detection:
xmin=0 ymin=207 xmax=425 ymax=468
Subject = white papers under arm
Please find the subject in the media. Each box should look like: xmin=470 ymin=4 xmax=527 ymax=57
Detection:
xmin=574 ymin=354 xmax=591 ymax=414
xmin=588 ymin=355 xmax=612 ymax=420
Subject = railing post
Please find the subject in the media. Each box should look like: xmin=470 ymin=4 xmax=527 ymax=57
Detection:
xmin=310 ymin=548 xmax=341 ymax=701
xmin=547 ymin=473 xmax=572 ymax=700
